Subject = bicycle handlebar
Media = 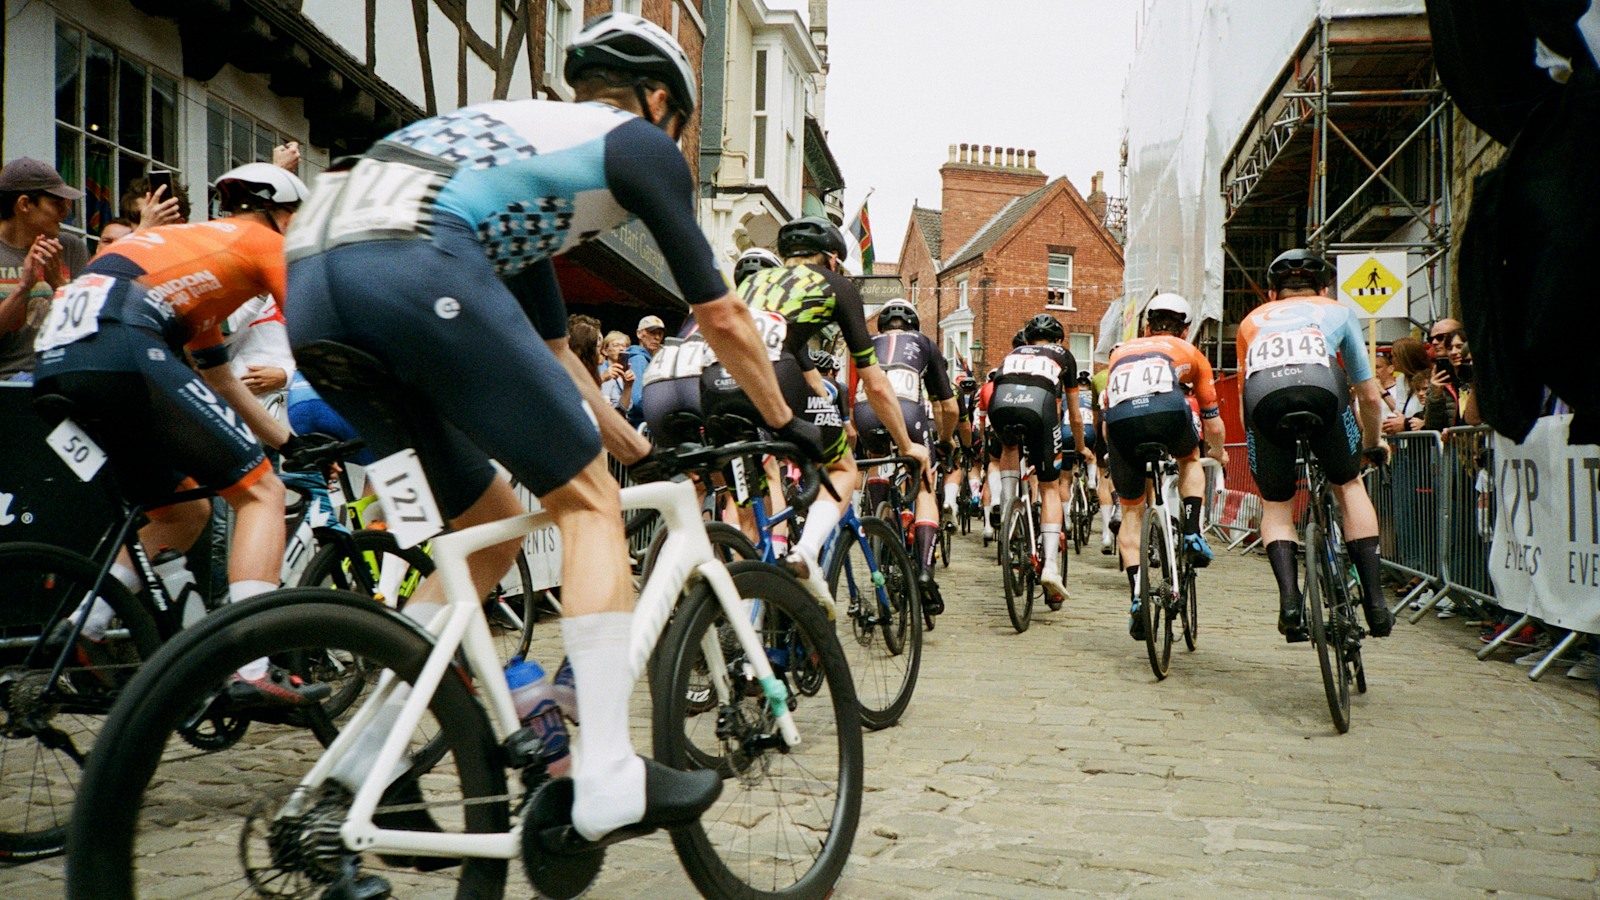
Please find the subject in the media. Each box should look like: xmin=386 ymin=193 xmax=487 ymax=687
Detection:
xmin=853 ymin=454 xmax=923 ymax=484
xmin=661 ymin=440 xmax=826 ymax=511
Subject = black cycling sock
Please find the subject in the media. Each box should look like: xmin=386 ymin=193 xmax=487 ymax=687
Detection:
xmin=914 ymin=522 xmax=937 ymax=570
xmin=865 ymin=480 xmax=889 ymax=515
xmin=1346 ymin=536 xmax=1385 ymax=609
xmin=1266 ymin=541 xmax=1301 ymax=606
xmin=1126 ymin=565 xmax=1140 ymax=602
xmin=1181 ymin=497 xmax=1203 ymax=536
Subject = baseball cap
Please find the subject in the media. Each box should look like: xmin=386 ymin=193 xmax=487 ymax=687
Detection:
xmin=0 ymin=157 xmax=85 ymax=200
xmin=637 ymin=315 xmax=666 ymax=332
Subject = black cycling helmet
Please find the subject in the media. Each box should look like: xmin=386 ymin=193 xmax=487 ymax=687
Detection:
xmin=732 ymin=247 xmax=781 ymax=287
xmin=876 ymin=298 xmax=919 ymax=333
xmin=1266 ymin=248 xmax=1335 ymax=292
xmin=1024 ymin=313 xmax=1064 ymax=343
xmin=1011 ymin=329 xmax=1028 ymax=349
xmin=564 ymin=13 xmax=697 ymax=121
xmin=777 ymin=215 xmax=849 ymax=260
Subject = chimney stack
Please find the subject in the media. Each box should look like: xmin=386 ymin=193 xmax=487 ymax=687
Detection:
xmin=937 ymin=138 xmax=1051 ymax=259
xmin=1087 ymin=169 xmax=1108 ymax=221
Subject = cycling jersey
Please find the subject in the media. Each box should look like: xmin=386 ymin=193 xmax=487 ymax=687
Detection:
xmin=994 ymin=343 xmax=1078 ymax=398
xmin=39 ymin=220 xmax=286 ymax=368
xmin=1103 ymin=335 xmax=1220 ymax=418
xmin=640 ymin=321 xmax=709 ymax=446
xmin=738 ymin=263 xmax=877 ymax=370
xmin=852 ymin=330 xmax=952 ymax=407
xmin=1236 ymin=297 xmax=1372 ymax=384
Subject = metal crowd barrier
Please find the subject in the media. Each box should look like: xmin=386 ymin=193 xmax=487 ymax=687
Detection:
xmin=1365 ymin=431 xmax=1445 ymax=613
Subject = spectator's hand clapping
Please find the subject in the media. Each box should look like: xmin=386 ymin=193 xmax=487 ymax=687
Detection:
xmin=273 ymin=141 xmax=302 ymax=173
xmin=138 ymin=185 xmax=183 ymax=230
xmin=24 ymin=236 xmax=65 ymax=290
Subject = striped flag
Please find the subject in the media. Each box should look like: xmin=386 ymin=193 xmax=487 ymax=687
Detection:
xmin=847 ymin=201 xmax=874 ymax=275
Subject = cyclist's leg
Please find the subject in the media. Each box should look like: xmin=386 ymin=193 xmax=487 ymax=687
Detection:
xmin=1249 ymin=427 xmax=1309 ymax=641
xmin=1319 ymin=408 xmax=1392 ymax=636
xmin=1105 ymin=427 xmax=1149 ymax=630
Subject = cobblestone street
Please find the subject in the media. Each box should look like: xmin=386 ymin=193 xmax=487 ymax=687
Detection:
xmin=6 ymin=531 xmax=1598 ymax=898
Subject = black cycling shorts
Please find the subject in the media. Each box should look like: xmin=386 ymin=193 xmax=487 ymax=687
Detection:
xmin=32 ymin=324 xmax=270 ymax=506
xmin=987 ymin=382 xmax=1063 ymax=483
xmin=1104 ymin=390 xmax=1198 ymax=504
xmin=853 ymin=397 xmax=933 ymax=459
xmin=641 ymin=375 xmax=704 ymax=448
xmin=286 ymin=216 xmax=601 ymax=518
xmin=699 ymin=353 xmax=847 ymax=463
xmin=1243 ymin=368 xmax=1360 ymax=502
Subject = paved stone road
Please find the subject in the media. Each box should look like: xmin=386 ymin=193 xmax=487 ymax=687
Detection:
xmin=7 ymin=529 xmax=1598 ymax=898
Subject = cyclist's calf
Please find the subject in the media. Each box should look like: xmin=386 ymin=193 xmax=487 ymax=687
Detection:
xmin=542 ymin=456 xmax=631 ymax=615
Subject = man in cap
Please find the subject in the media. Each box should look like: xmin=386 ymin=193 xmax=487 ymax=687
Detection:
xmin=0 ymin=158 xmax=88 ymax=380
xmin=625 ymin=313 xmax=667 ymax=422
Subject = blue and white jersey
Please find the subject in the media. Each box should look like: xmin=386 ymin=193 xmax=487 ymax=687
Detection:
xmin=285 ymin=99 xmax=726 ymax=304
xmin=1236 ymin=297 xmax=1373 ymax=384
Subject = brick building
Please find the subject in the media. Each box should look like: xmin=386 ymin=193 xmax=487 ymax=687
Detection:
xmin=896 ymin=142 xmax=1124 ymax=378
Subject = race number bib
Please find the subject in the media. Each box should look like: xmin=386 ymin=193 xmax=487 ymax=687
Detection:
xmin=1245 ymin=328 xmax=1330 ymax=373
xmin=1105 ymin=358 xmax=1176 ymax=408
xmin=367 ymin=449 xmax=445 ymax=548
xmin=885 ymin=367 xmax=922 ymax=404
xmin=751 ymin=310 xmax=788 ymax=361
xmin=35 ymin=275 xmax=114 ymax=352
xmin=46 ymin=418 xmax=108 ymax=481
xmin=642 ymin=338 xmax=709 ymax=385
xmin=1000 ymin=354 xmax=1061 ymax=383
xmin=284 ymin=161 xmax=445 ymax=258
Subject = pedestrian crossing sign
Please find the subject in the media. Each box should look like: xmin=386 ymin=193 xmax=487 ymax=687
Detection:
xmin=1335 ymin=252 xmax=1408 ymax=319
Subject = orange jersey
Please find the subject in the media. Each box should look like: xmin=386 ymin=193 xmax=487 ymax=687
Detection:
xmin=1105 ymin=334 xmax=1219 ymax=414
xmin=87 ymin=219 xmax=287 ymax=358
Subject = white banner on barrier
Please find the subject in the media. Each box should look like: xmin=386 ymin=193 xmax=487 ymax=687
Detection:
xmin=1489 ymin=415 xmax=1600 ymax=633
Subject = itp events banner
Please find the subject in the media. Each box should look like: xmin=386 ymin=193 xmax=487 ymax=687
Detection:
xmin=1489 ymin=415 xmax=1600 ymax=634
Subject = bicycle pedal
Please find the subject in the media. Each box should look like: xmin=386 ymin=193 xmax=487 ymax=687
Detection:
xmin=521 ymin=778 xmax=606 ymax=900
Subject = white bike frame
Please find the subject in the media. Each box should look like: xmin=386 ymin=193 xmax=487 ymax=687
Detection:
xmin=293 ymin=478 xmax=799 ymax=862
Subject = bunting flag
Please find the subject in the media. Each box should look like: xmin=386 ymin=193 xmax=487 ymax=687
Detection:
xmin=848 ymin=201 xmax=874 ymax=275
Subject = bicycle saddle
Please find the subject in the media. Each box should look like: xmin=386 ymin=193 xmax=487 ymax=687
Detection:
xmin=657 ymin=412 xmax=705 ymax=447
xmin=1134 ymin=442 xmax=1169 ymax=463
xmin=1278 ymin=411 xmax=1324 ymax=437
xmin=704 ymin=412 xmax=761 ymax=445
xmin=31 ymin=392 xmax=82 ymax=424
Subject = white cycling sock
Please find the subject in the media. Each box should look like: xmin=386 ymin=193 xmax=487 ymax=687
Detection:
xmin=986 ymin=469 xmax=1001 ymax=510
xmin=112 ymin=561 xmax=143 ymax=593
xmin=999 ymin=472 xmax=1019 ymax=512
xmin=795 ymin=501 xmax=842 ymax=562
xmin=942 ymin=482 xmax=958 ymax=511
xmin=1042 ymin=524 xmax=1062 ymax=580
xmin=1101 ymin=504 xmax=1113 ymax=532
xmin=565 ymin=612 xmax=645 ymax=841
xmin=230 ymin=580 xmax=275 ymax=680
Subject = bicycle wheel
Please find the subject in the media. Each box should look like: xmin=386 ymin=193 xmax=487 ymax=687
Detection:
xmin=1140 ymin=513 xmax=1173 ymax=680
xmin=1304 ymin=523 xmax=1351 ymax=733
xmin=1000 ymin=499 xmax=1033 ymax=633
xmin=298 ymin=530 xmax=436 ymax=718
xmin=1068 ymin=488 xmax=1083 ymax=555
xmin=958 ymin=477 xmax=972 ymax=535
xmin=938 ymin=508 xmax=953 ymax=568
xmin=654 ymin=561 xmax=862 ymax=899
xmin=66 ymin=588 xmax=509 ymax=899
xmin=1180 ymin=565 xmax=1198 ymax=651
xmin=825 ymin=517 xmax=921 ymax=730
xmin=0 ymin=542 xmax=162 ymax=862
xmin=644 ymin=523 xmax=761 ymax=721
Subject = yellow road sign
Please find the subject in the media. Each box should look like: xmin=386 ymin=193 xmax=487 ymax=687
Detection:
xmin=1340 ymin=257 xmax=1404 ymax=316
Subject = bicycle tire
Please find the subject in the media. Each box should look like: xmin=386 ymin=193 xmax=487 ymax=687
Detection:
xmin=644 ymin=522 xmax=760 ymax=722
xmin=1140 ymin=513 xmax=1173 ymax=680
xmin=654 ymin=561 xmax=862 ymax=899
xmin=1180 ymin=565 xmax=1198 ymax=652
xmin=298 ymin=530 xmax=436 ymax=718
xmin=0 ymin=542 xmax=162 ymax=862
xmin=65 ymin=588 xmax=509 ymax=899
xmin=1000 ymin=499 xmax=1033 ymax=633
xmin=1304 ymin=523 xmax=1351 ymax=733
xmin=938 ymin=508 xmax=953 ymax=568
xmin=825 ymin=516 xmax=921 ymax=730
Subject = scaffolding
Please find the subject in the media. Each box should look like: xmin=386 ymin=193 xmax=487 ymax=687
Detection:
xmin=1219 ymin=12 xmax=1447 ymax=369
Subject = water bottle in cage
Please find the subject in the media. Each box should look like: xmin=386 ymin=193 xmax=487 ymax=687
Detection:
xmin=506 ymin=656 xmax=572 ymax=778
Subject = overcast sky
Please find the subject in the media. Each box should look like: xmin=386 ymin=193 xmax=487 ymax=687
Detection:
xmin=770 ymin=1 xmax=1139 ymax=263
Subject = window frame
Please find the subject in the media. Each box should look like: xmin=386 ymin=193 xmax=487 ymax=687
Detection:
xmin=957 ymin=276 xmax=969 ymax=309
xmin=544 ymin=0 xmax=576 ymax=99
xmin=1068 ymin=333 xmax=1093 ymax=372
xmin=1046 ymin=252 xmax=1075 ymax=310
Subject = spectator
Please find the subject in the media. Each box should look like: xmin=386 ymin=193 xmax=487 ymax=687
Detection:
xmin=1373 ymin=344 xmax=1401 ymax=416
xmin=93 ymin=217 xmax=136 ymax=258
xmin=1385 ymin=337 xmax=1431 ymax=433
xmin=598 ymin=330 xmax=634 ymax=412
xmin=0 ymin=157 xmax=88 ymax=381
xmin=568 ymin=314 xmax=603 ymax=386
xmin=624 ymin=314 xmax=666 ymax=424
xmin=1448 ymin=332 xmax=1483 ymax=426
xmin=1427 ymin=318 xmax=1462 ymax=359
xmin=120 ymin=175 xmax=189 ymax=230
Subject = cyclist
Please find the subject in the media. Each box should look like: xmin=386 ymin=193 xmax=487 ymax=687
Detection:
xmin=1239 ymin=249 xmax=1393 ymax=641
xmin=31 ymin=162 xmax=326 ymax=706
xmin=950 ymin=374 xmax=981 ymax=519
xmin=853 ymin=298 xmax=956 ymax=613
xmin=283 ymin=13 xmax=821 ymax=843
xmin=1101 ymin=294 xmax=1227 ymax=640
xmin=703 ymin=216 xmax=930 ymax=606
xmin=978 ymin=330 xmax=1028 ymax=539
xmin=989 ymin=314 xmax=1092 ymax=606
xmin=1090 ymin=352 xmax=1118 ymax=552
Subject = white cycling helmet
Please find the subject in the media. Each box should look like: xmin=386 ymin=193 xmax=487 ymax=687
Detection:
xmin=214 ymin=162 xmax=310 ymax=213
xmin=732 ymin=247 xmax=782 ymax=286
xmin=1144 ymin=292 xmax=1193 ymax=326
xmin=565 ymin=13 xmax=697 ymax=117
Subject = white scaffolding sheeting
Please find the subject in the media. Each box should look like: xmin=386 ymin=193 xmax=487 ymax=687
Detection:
xmin=1121 ymin=0 xmax=1424 ymax=328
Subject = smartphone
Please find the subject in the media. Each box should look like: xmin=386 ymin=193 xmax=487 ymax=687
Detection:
xmin=1434 ymin=358 xmax=1456 ymax=382
xmin=147 ymin=170 xmax=173 ymax=197
xmin=1456 ymin=362 xmax=1474 ymax=384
